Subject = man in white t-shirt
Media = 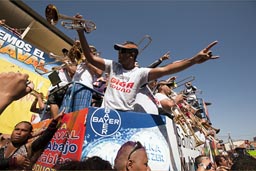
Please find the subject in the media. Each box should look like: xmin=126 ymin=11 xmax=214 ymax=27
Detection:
xmin=76 ymin=28 xmax=219 ymax=111
xmin=154 ymin=80 xmax=184 ymax=116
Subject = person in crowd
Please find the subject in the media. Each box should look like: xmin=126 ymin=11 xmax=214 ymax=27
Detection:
xmin=47 ymin=48 xmax=77 ymax=117
xmin=183 ymin=81 xmax=199 ymax=108
xmin=57 ymin=156 xmax=113 ymax=170
xmin=0 ymin=72 xmax=34 ymax=114
xmin=60 ymin=42 xmax=103 ymax=112
xmin=114 ymin=141 xmax=151 ymax=171
xmin=76 ymin=21 xmax=219 ymax=111
xmin=154 ymin=79 xmax=184 ymax=117
xmin=215 ymin=155 xmax=231 ymax=171
xmin=133 ymin=52 xmax=170 ymax=114
xmin=30 ymin=91 xmax=51 ymax=123
xmin=194 ymin=155 xmax=215 ymax=171
xmin=91 ymin=73 xmax=109 ymax=107
xmin=0 ymin=109 xmax=64 ymax=170
xmin=230 ymin=147 xmax=256 ymax=170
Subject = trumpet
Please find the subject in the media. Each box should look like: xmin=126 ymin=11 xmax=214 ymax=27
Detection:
xmin=45 ymin=4 xmax=96 ymax=33
xmin=30 ymin=89 xmax=47 ymax=102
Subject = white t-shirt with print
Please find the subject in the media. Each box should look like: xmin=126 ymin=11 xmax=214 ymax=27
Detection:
xmin=101 ymin=59 xmax=150 ymax=111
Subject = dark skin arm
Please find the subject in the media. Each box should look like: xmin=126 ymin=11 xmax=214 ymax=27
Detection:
xmin=148 ymin=41 xmax=219 ymax=81
xmin=77 ymin=30 xmax=105 ymax=71
xmin=0 ymin=72 xmax=34 ymax=114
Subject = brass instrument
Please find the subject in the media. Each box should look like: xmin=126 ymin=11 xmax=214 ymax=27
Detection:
xmin=137 ymin=35 xmax=152 ymax=55
xmin=173 ymin=76 xmax=195 ymax=89
xmin=171 ymin=104 xmax=204 ymax=147
xmin=30 ymin=89 xmax=47 ymax=103
xmin=35 ymin=52 xmax=70 ymax=75
xmin=35 ymin=40 xmax=85 ymax=75
xmin=45 ymin=4 xmax=96 ymax=33
xmin=202 ymin=121 xmax=220 ymax=134
xmin=188 ymin=112 xmax=220 ymax=143
xmin=68 ymin=40 xmax=83 ymax=63
xmin=179 ymin=99 xmax=199 ymax=116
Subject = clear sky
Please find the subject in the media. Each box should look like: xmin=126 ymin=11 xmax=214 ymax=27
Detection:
xmin=23 ymin=0 xmax=256 ymax=143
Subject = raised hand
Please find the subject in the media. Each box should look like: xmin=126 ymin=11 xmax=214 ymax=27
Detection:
xmin=193 ymin=41 xmax=219 ymax=64
xmin=0 ymin=72 xmax=34 ymax=114
xmin=53 ymin=108 xmax=65 ymax=121
xmin=160 ymin=51 xmax=170 ymax=61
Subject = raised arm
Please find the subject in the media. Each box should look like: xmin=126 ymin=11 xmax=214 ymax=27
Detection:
xmin=148 ymin=41 xmax=219 ymax=81
xmin=86 ymin=61 xmax=103 ymax=78
xmin=148 ymin=51 xmax=170 ymax=68
xmin=76 ymin=29 xmax=105 ymax=71
xmin=0 ymin=72 xmax=34 ymax=114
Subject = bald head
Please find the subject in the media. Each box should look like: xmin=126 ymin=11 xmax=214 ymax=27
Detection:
xmin=114 ymin=141 xmax=150 ymax=171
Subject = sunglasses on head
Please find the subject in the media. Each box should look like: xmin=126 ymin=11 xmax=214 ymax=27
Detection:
xmin=205 ymin=163 xmax=213 ymax=170
xmin=127 ymin=141 xmax=143 ymax=160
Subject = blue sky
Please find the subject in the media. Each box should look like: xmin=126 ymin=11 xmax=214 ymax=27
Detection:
xmin=24 ymin=0 xmax=256 ymax=143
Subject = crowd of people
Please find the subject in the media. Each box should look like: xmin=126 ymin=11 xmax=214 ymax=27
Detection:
xmin=1 ymin=13 xmax=255 ymax=170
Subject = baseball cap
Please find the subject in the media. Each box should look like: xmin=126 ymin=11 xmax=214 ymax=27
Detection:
xmin=89 ymin=45 xmax=97 ymax=53
xmin=157 ymin=78 xmax=177 ymax=89
xmin=114 ymin=41 xmax=139 ymax=53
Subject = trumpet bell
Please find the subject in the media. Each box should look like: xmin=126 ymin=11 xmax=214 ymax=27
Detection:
xmin=45 ymin=4 xmax=96 ymax=33
xmin=45 ymin=4 xmax=59 ymax=25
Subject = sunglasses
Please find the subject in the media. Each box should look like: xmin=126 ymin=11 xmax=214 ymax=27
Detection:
xmin=127 ymin=141 xmax=143 ymax=160
xmin=119 ymin=48 xmax=136 ymax=54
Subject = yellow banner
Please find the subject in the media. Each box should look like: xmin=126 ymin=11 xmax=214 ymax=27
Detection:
xmin=0 ymin=58 xmax=51 ymax=134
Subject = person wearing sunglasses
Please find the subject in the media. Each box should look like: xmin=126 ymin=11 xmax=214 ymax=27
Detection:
xmin=195 ymin=155 xmax=215 ymax=171
xmin=114 ymin=141 xmax=151 ymax=171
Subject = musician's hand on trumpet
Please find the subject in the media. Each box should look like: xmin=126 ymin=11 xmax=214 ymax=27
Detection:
xmin=73 ymin=14 xmax=84 ymax=30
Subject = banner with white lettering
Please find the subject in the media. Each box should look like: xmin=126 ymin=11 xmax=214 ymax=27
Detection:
xmin=82 ymin=107 xmax=172 ymax=170
xmin=0 ymin=26 xmax=53 ymax=133
xmin=33 ymin=109 xmax=87 ymax=170
xmin=81 ymin=107 xmax=202 ymax=171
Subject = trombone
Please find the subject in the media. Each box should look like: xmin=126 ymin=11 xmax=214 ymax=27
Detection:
xmin=45 ymin=4 xmax=96 ymax=33
xmin=171 ymin=105 xmax=204 ymax=147
xmin=34 ymin=52 xmax=70 ymax=75
xmin=137 ymin=35 xmax=152 ymax=55
xmin=174 ymin=76 xmax=195 ymax=89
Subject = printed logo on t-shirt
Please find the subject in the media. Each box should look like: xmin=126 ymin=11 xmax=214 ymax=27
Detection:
xmin=109 ymin=77 xmax=134 ymax=93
